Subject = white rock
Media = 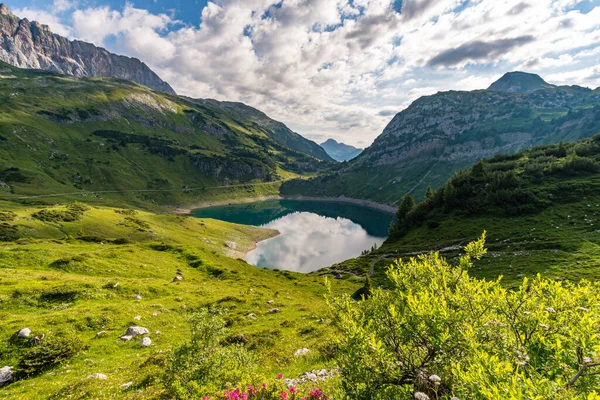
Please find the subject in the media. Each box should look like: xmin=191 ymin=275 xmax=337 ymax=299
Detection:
xmin=267 ymin=300 xmax=274 ymax=304
xmin=96 ymin=331 xmax=108 ymax=338
xmin=133 ymin=316 xmax=141 ymax=321
xmin=0 ymin=366 xmax=13 ymax=387
xmin=135 ymin=295 xmax=142 ymax=300
xmin=87 ymin=373 xmax=107 ymax=380
xmin=17 ymin=328 xmax=31 ymax=338
xmin=224 ymin=241 xmax=236 ymax=249
xmin=120 ymin=335 xmax=133 ymax=341
xmin=125 ymin=326 xmax=149 ymax=337
xmin=152 ymin=312 xmax=158 ymax=316
xmin=294 ymin=348 xmax=310 ymax=357
xmin=172 ymin=275 xmax=183 ymax=282
xmin=304 ymin=372 xmax=318 ymax=381
xmin=268 ymin=308 xmax=280 ymax=314
xmin=140 ymin=337 xmax=152 ymax=347
xmin=121 ymin=382 xmax=133 ymax=389
xmin=247 ymin=313 xmax=257 ymax=319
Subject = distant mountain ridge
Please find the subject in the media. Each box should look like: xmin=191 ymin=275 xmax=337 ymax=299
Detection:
xmin=320 ymin=139 xmax=363 ymax=161
xmin=488 ymin=71 xmax=555 ymax=93
xmin=281 ymin=72 xmax=600 ymax=204
xmin=0 ymin=3 xmax=175 ymax=94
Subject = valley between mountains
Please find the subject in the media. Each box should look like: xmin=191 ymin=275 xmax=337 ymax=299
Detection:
xmin=1 ymin=3 xmax=600 ymax=399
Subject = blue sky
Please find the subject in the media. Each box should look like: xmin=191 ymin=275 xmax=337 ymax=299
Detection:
xmin=8 ymin=0 xmax=600 ymax=146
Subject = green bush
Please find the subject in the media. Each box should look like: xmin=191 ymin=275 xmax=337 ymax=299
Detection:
xmin=0 ymin=211 xmax=16 ymax=221
xmin=0 ymin=222 xmax=19 ymax=241
xmin=328 ymin=233 xmax=600 ymax=399
xmin=161 ymin=309 xmax=256 ymax=399
xmin=32 ymin=203 xmax=90 ymax=223
xmin=18 ymin=336 xmax=85 ymax=376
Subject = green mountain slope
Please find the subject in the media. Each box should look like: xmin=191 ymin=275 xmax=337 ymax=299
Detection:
xmin=328 ymin=136 xmax=600 ymax=287
xmin=281 ymin=74 xmax=600 ymax=205
xmin=488 ymin=71 xmax=555 ymax=93
xmin=0 ymin=62 xmax=331 ymax=208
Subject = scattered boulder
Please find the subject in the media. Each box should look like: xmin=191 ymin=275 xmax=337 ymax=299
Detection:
xmin=224 ymin=241 xmax=236 ymax=249
xmin=17 ymin=328 xmax=31 ymax=338
xmin=267 ymin=300 xmax=274 ymax=304
xmin=294 ymin=348 xmax=310 ymax=357
xmin=335 ymin=273 xmax=343 ymax=279
xmin=246 ymin=313 xmax=257 ymax=319
xmin=87 ymin=373 xmax=107 ymax=380
xmin=0 ymin=366 xmax=13 ymax=387
xmin=120 ymin=335 xmax=133 ymax=341
xmin=140 ymin=337 xmax=152 ymax=347
xmin=133 ymin=316 xmax=141 ymax=321
xmin=121 ymin=382 xmax=133 ymax=389
xmin=96 ymin=331 xmax=108 ymax=338
xmin=172 ymin=275 xmax=183 ymax=282
xmin=124 ymin=326 xmax=149 ymax=337
xmin=268 ymin=308 xmax=280 ymax=314
xmin=135 ymin=294 xmax=142 ymax=300
xmin=30 ymin=333 xmax=45 ymax=344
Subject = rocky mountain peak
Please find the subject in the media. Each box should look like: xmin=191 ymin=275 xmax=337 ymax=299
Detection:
xmin=488 ymin=71 xmax=555 ymax=93
xmin=0 ymin=4 xmax=11 ymax=16
xmin=0 ymin=7 xmax=176 ymax=94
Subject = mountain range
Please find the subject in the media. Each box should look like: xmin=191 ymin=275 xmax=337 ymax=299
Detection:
xmin=282 ymin=72 xmax=600 ymax=204
xmin=320 ymin=139 xmax=363 ymax=162
xmin=0 ymin=4 xmax=175 ymax=94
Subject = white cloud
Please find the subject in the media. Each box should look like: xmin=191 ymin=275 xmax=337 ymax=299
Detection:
xmin=10 ymin=0 xmax=600 ymax=147
xmin=53 ymin=0 xmax=76 ymax=12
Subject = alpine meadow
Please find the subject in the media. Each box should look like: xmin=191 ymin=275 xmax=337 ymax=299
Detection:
xmin=1 ymin=1 xmax=600 ymax=400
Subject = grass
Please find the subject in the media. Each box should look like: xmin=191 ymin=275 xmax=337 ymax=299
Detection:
xmin=0 ymin=201 xmax=360 ymax=399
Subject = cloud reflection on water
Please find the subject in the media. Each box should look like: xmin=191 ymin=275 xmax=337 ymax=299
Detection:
xmin=245 ymin=211 xmax=385 ymax=273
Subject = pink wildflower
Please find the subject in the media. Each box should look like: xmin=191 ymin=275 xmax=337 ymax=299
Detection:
xmin=281 ymin=392 xmax=289 ymax=399
xmin=277 ymin=373 xmax=284 ymax=379
xmin=290 ymin=387 xmax=298 ymax=394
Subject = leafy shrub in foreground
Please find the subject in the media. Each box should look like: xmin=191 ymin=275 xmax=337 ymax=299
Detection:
xmin=161 ymin=309 xmax=256 ymax=399
xmin=18 ymin=335 xmax=84 ymax=376
xmin=328 ymin=233 xmax=600 ymax=399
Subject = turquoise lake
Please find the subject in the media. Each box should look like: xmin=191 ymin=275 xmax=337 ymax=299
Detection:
xmin=191 ymin=200 xmax=394 ymax=272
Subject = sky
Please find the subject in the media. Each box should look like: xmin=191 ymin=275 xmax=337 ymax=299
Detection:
xmin=8 ymin=0 xmax=600 ymax=147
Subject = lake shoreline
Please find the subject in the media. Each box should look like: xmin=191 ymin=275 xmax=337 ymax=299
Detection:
xmin=227 ymin=228 xmax=280 ymax=260
xmin=175 ymin=195 xmax=396 ymax=214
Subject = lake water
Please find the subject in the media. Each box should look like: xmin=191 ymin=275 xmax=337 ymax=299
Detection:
xmin=191 ymin=200 xmax=394 ymax=273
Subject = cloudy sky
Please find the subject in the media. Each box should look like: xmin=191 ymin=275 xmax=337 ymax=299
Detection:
xmin=10 ymin=0 xmax=600 ymax=147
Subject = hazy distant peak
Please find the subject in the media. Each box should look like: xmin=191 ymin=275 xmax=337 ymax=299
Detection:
xmin=320 ymin=138 xmax=363 ymax=162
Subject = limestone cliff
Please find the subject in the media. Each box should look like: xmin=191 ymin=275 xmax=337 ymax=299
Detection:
xmin=0 ymin=4 xmax=175 ymax=94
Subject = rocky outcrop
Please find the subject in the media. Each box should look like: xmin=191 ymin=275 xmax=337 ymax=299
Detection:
xmin=0 ymin=4 xmax=175 ymax=94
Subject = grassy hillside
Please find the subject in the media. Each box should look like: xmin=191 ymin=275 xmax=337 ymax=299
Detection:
xmin=0 ymin=62 xmax=332 ymax=210
xmin=282 ymin=82 xmax=600 ymax=205
xmin=327 ymin=135 xmax=600 ymax=288
xmin=0 ymin=200 xmax=359 ymax=399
